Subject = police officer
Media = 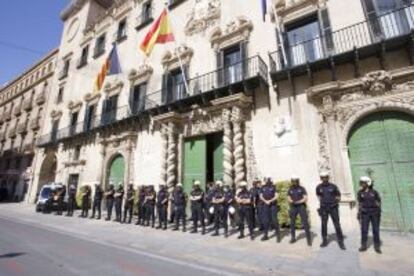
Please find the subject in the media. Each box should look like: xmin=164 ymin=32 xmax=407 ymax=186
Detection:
xmin=80 ymin=186 xmax=91 ymax=218
xmin=250 ymin=179 xmax=262 ymax=230
xmin=236 ymin=181 xmax=254 ymax=240
xmin=144 ymin=185 xmax=156 ymax=227
xmin=90 ymin=182 xmax=103 ymax=219
xmin=224 ymin=183 xmax=235 ymax=229
xmin=260 ymin=177 xmax=281 ymax=242
xmin=123 ymin=183 xmax=135 ymax=224
xmin=135 ymin=185 xmax=146 ymax=225
xmin=56 ymin=185 xmax=65 ymax=216
xmin=114 ymin=184 xmax=124 ymax=222
xmin=212 ymin=181 xmax=227 ymax=237
xmin=172 ymin=183 xmax=187 ymax=232
xmin=205 ymin=182 xmax=215 ymax=226
xmin=316 ymin=172 xmax=345 ymax=250
xmin=104 ymin=183 xmax=115 ymax=221
xmin=66 ymin=184 xmax=77 ymax=217
xmin=190 ymin=180 xmax=205 ymax=234
xmin=156 ymin=184 xmax=169 ymax=230
xmin=358 ymin=176 xmax=382 ymax=254
xmin=288 ymin=176 xmax=311 ymax=246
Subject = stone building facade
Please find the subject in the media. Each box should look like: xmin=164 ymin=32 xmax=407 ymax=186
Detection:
xmin=0 ymin=49 xmax=58 ymax=202
xmin=29 ymin=0 xmax=414 ymax=232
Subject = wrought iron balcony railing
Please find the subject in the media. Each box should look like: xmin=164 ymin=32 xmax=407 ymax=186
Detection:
xmin=269 ymin=4 xmax=414 ymax=78
xmin=30 ymin=117 xmax=41 ymax=130
xmin=13 ymin=104 xmax=22 ymax=116
xmin=36 ymin=55 xmax=268 ymax=146
xmin=23 ymin=97 xmax=33 ymax=111
xmin=35 ymin=92 xmax=46 ymax=105
xmin=17 ymin=121 xmax=28 ymax=134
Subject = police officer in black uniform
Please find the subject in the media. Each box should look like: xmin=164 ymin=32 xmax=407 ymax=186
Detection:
xmin=250 ymin=179 xmax=262 ymax=230
xmin=135 ymin=185 xmax=146 ymax=225
xmin=358 ymin=176 xmax=382 ymax=254
xmin=105 ymin=183 xmax=115 ymax=221
xmin=91 ymin=182 xmax=103 ymax=219
xmin=80 ymin=186 xmax=91 ymax=218
xmin=223 ymin=183 xmax=235 ymax=229
xmin=260 ymin=177 xmax=281 ymax=242
xmin=205 ymin=182 xmax=215 ymax=226
xmin=172 ymin=183 xmax=187 ymax=232
xmin=144 ymin=185 xmax=156 ymax=227
xmin=156 ymin=184 xmax=169 ymax=230
xmin=56 ymin=185 xmax=65 ymax=216
xmin=316 ymin=172 xmax=345 ymax=250
xmin=288 ymin=176 xmax=311 ymax=246
xmin=114 ymin=183 xmax=124 ymax=223
xmin=190 ymin=180 xmax=205 ymax=234
xmin=123 ymin=183 xmax=135 ymax=224
xmin=66 ymin=184 xmax=77 ymax=217
xmin=236 ymin=181 xmax=254 ymax=240
xmin=212 ymin=181 xmax=227 ymax=237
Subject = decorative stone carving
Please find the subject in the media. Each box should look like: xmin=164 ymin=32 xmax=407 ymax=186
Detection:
xmin=161 ymin=45 xmax=193 ymax=71
xmin=222 ymin=108 xmax=233 ymax=186
xmin=231 ymin=106 xmax=245 ymax=185
xmin=104 ymin=80 xmax=124 ymax=97
xmin=50 ymin=110 xmax=63 ymax=120
xmin=84 ymin=92 xmax=101 ymax=104
xmin=67 ymin=100 xmax=82 ymax=111
xmin=361 ymin=70 xmax=393 ymax=95
xmin=128 ymin=64 xmax=153 ymax=85
xmin=274 ymin=0 xmax=326 ymax=19
xmin=210 ymin=17 xmax=253 ymax=50
xmin=184 ymin=0 xmax=221 ymax=36
xmin=245 ymin=124 xmax=260 ymax=183
xmin=167 ymin=122 xmax=177 ymax=188
xmin=317 ymin=123 xmax=331 ymax=174
xmin=187 ymin=107 xmax=223 ymax=136
xmin=160 ymin=124 xmax=168 ymax=185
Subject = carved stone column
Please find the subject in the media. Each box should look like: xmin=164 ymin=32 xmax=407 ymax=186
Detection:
xmin=231 ymin=106 xmax=245 ymax=186
xmin=160 ymin=124 xmax=168 ymax=185
xmin=97 ymin=141 xmax=106 ymax=186
xmin=166 ymin=122 xmax=177 ymax=187
xmin=124 ymin=138 xmax=134 ymax=199
xmin=222 ymin=108 xmax=233 ymax=186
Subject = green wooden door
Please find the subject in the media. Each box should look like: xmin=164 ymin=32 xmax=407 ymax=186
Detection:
xmin=183 ymin=137 xmax=207 ymax=195
xmin=348 ymin=112 xmax=414 ymax=232
xmin=212 ymin=132 xmax=224 ymax=181
xmin=109 ymin=155 xmax=125 ymax=188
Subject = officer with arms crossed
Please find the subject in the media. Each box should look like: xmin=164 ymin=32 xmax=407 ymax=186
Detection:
xmin=235 ymin=181 xmax=254 ymax=240
xmin=114 ymin=184 xmax=124 ymax=223
xmin=144 ymin=185 xmax=156 ymax=227
xmin=104 ymin=183 xmax=115 ymax=221
xmin=123 ymin=182 xmax=135 ymax=224
xmin=80 ymin=186 xmax=91 ymax=218
xmin=316 ymin=172 xmax=346 ymax=250
xmin=358 ymin=176 xmax=382 ymax=254
xmin=212 ymin=181 xmax=227 ymax=237
xmin=66 ymin=184 xmax=77 ymax=217
xmin=90 ymin=182 xmax=103 ymax=219
xmin=190 ymin=180 xmax=205 ymax=234
xmin=260 ymin=177 xmax=281 ymax=242
xmin=287 ymin=176 xmax=311 ymax=246
xmin=156 ymin=184 xmax=169 ymax=230
xmin=136 ymin=185 xmax=146 ymax=225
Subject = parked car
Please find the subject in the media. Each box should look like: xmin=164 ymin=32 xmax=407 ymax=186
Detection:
xmin=35 ymin=183 xmax=67 ymax=212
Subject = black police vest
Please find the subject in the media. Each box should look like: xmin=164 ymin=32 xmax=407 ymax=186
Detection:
xmin=288 ymin=186 xmax=306 ymax=202
xmin=191 ymin=190 xmax=204 ymax=206
xmin=106 ymin=190 xmax=115 ymax=200
xmin=237 ymin=190 xmax=252 ymax=206
xmin=157 ymin=190 xmax=168 ymax=205
xmin=173 ymin=191 xmax=186 ymax=206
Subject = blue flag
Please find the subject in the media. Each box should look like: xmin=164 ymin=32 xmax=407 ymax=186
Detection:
xmin=108 ymin=44 xmax=121 ymax=75
xmin=261 ymin=0 xmax=267 ymax=22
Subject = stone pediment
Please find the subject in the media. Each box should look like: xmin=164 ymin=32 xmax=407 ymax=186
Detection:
xmin=104 ymin=80 xmax=124 ymax=97
xmin=128 ymin=64 xmax=153 ymax=84
xmin=84 ymin=92 xmax=101 ymax=104
xmin=274 ymin=0 xmax=326 ymax=22
xmin=184 ymin=0 xmax=221 ymax=36
xmin=210 ymin=17 xmax=253 ymax=49
xmin=50 ymin=110 xmax=63 ymax=120
xmin=162 ymin=45 xmax=193 ymax=71
xmin=67 ymin=100 xmax=83 ymax=111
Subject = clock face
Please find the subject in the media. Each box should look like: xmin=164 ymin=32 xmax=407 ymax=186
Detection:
xmin=67 ymin=18 xmax=80 ymax=42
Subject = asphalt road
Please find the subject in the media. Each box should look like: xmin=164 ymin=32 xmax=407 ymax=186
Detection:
xmin=0 ymin=217 xmax=235 ymax=276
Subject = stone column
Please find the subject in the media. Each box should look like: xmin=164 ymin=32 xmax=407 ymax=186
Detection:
xmin=232 ymin=106 xmax=245 ymax=186
xmin=166 ymin=122 xmax=177 ymax=187
xmin=222 ymin=108 xmax=233 ymax=186
xmin=123 ymin=138 xmax=134 ymax=199
xmin=160 ymin=124 xmax=168 ymax=185
xmin=97 ymin=142 xmax=106 ymax=187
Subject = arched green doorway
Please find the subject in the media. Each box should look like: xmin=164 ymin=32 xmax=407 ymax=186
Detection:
xmin=348 ymin=111 xmax=414 ymax=232
xmin=108 ymin=155 xmax=125 ymax=188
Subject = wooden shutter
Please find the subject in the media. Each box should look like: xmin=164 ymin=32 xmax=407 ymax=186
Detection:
xmin=129 ymin=86 xmax=136 ymax=114
xmin=83 ymin=105 xmax=91 ymax=132
xmin=240 ymin=41 xmax=248 ymax=79
xmin=138 ymin=83 xmax=147 ymax=112
xmin=319 ymin=8 xmax=334 ymax=53
xmin=100 ymin=99 xmax=108 ymax=125
xmin=216 ymin=50 xmax=224 ymax=87
xmin=182 ymin=65 xmax=189 ymax=97
xmin=361 ymin=0 xmax=382 ymax=39
xmin=161 ymin=73 xmax=168 ymax=105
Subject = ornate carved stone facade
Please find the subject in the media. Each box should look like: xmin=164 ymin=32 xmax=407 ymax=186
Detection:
xmin=184 ymin=0 xmax=221 ymax=36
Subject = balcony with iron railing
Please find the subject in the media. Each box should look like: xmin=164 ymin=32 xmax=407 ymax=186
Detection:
xmin=135 ymin=6 xmax=154 ymax=31
xmin=30 ymin=117 xmax=41 ymax=130
xmin=13 ymin=104 xmax=22 ymax=116
xmin=37 ymin=55 xmax=268 ymax=146
xmin=269 ymin=4 xmax=414 ymax=82
xmin=4 ymin=109 xmax=12 ymax=121
xmin=23 ymin=97 xmax=33 ymax=111
xmin=17 ymin=120 xmax=28 ymax=135
xmin=8 ymin=126 xmax=16 ymax=138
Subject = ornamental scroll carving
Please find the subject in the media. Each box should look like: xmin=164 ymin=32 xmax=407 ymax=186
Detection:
xmin=210 ymin=17 xmax=253 ymax=49
xmin=185 ymin=0 xmax=221 ymax=36
xmin=186 ymin=108 xmax=223 ymax=136
xmin=128 ymin=64 xmax=153 ymax=85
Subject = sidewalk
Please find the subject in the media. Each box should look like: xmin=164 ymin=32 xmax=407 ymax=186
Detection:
xmin=0 ymin=203 xmax=413 ymax=275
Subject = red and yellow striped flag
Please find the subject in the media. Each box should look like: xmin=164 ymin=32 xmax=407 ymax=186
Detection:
xmin=140 ymin=8 xmax=175 ymax=56
xmin=94 ymin=44 xmax=121 ymax=93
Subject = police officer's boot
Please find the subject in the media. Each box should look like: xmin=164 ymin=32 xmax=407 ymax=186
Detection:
xmin=374 ymin=246 xmax=382 ymax=254
xmin=290 ymin=237 xmax=296 ymax=244
xmin=183 ymin=221 xmax=186 ymax=232
xmin=261 ymin=231 xmax=269 ymax=241
xmin=238 ymin=230 xmax=245 ymax=239
xmin=276 ymin=231 xmax=281 ymax=243
xmin=338 ymin=240 xmax=346 ymax=250
xmin=201 ymin=226 xmax=205 ymax=235
xmin=306 ymin=236 xmax=312 ymax=247
xmin=320 ymin=238 xmax=328 ymax=248
xmin=359 ymin=244 xmax=368 ymax=252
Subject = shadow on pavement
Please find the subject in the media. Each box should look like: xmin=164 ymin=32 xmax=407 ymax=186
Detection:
xmin=0 ymin=252 xmax=26 ymax=259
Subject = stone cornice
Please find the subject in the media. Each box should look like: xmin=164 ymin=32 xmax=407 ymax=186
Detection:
xmin=67 ymin=100 xmax=83 ymax=112
xmin=210 ymin=17 xmax=253 ymax=50
xmin=61 ymin=0 xmax=113 ymax=21
xmin=104 ymin=80 xmax=124 ymax=97
xmin=128 ymin=64 xmax=153 ymax=85
xmin=84 ymin=92 xmax=101 ymax=104
xmin=50 ymin=110 xmax=63 ymax=121
xmin=161 ymin=45 xmax=193 ymax=71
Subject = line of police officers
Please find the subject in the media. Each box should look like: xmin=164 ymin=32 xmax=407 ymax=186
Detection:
xmin=55 ymin=172 xmax=382 ymax=254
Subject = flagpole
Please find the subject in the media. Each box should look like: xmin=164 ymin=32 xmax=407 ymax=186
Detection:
xmin=271 ymin=1 xmax=288 ymax=67
xmin=164 ymin=1 xmax=190 ymax=97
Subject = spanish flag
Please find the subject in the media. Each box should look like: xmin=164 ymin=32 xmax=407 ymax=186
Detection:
xmin=94 ymin=44 xmax=121 ymax=93
xmin=140 ymin=8 xmax=175 ymax=56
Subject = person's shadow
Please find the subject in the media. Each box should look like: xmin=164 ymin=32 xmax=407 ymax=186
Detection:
xmin=0 ymin=252 xmax=26 ymax=259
